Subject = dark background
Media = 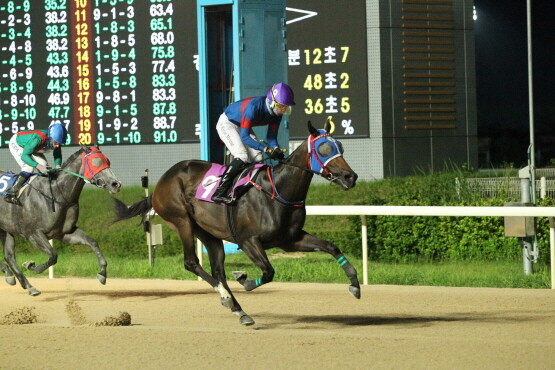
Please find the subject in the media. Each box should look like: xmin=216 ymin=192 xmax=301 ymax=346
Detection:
xmin=475 ymin=0 xmax=555 ymax=168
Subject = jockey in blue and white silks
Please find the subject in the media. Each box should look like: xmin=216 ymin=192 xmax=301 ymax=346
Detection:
xmin=212 ymin=82 xmax=295 ymax=204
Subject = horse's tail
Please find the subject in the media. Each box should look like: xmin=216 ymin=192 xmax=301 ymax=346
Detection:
xmin=112 ymin=195 xmax=152 ymax=224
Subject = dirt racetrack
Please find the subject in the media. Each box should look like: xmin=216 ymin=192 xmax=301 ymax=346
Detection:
xmin=1 ymin=277 xmax=554 ymax=370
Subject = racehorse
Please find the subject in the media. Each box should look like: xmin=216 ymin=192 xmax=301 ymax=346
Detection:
xmin=0 ymin=146 xmax=121 ymax=296
xmin=112 ymin=120 xmax=359 ymax=325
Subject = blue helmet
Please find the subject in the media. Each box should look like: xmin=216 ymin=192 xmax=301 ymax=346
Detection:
xmin=48 ymin=122 xmax=68 ymax=144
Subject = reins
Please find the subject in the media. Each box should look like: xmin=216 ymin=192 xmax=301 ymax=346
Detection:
xmin=24 ymin=151 xmax=94 ymax=211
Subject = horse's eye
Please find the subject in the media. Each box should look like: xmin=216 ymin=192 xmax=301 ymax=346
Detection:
xmin=317 ymin=142 xmax=333 ymax=157
xmin=91 ymin=157 xmax=103 ymax=167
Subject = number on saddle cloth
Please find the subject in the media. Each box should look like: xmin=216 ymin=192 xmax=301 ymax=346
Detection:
xmin=0 ymin=171 xmax=37 ymax=196
xmin=195 ymin=163 xmax=265 ymax=203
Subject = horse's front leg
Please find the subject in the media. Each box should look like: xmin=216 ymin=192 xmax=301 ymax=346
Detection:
xmin=281 ymin=231 xmax=361 ymax=299
xmin=233 ymin=236 xmax=275 ymax=292
xmin=195 ymin=229 xmax=255 ymax=326
xmin=61 ymin=228 xmax=107 ymax=284
xmin=177 ymin=220 xmax=254 ymax=326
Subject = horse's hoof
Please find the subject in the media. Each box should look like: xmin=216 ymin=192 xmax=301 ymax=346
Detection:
xmin=220 ymin=296 xmax=233 ymax=309
xmin=23 ymin=261 xmax=35 ymax=270
xmin=97 ymin=274 xmax=106 ymax=285
xmin=5 ymin=276 xmax=16 ymax=286
xmin=349 ymin=285 xmax=361 ymax=299
xmin=28 ymin=287 xmax=41 ymax=296
xmin=239 ymin=314 xmax=255 ymax=326
xmin=232 ymin=271 xmax=247 ymax=284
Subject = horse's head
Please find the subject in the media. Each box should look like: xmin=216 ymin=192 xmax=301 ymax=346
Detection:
xmin=80 ymin=145 xmax=122 ymax=194
xmin=307 ymin=119 xmax=358 ymax=190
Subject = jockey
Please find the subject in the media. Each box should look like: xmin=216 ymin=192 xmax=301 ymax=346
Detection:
xmin=4 ymin=121 xmax=68 ymax=205
xmin=211 ymin=82 xmax=295 ymax=204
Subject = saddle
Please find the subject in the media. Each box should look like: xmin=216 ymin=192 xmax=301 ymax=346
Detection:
xmin=0 ymin=171 xmax=38 ymax=197
xmin=195 ymin=163 xmax=264 ymax=204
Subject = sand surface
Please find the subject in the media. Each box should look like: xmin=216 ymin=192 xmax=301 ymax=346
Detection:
xmin=1 ymin=277 xmax=554 ymax=369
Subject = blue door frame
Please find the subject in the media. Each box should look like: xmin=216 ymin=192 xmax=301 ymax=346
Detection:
xmin=197 ymin=0 xmax=287 ymax=162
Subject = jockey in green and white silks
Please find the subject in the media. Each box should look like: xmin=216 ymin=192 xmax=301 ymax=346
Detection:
xmin=4 ymin=121 xmax=68 ymax=205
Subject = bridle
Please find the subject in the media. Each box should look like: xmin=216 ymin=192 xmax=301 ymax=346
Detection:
xmin=28 ymin=147 xmax=113 ymax=211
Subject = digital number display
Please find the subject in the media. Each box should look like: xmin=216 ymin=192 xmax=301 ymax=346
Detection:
xmin=0 ymin=0 xmax=199 ymax=146
xmin=287 ymin=0 xmax=368 ymax=139
xmin=0 ymin=0 xmax=369 ymax=146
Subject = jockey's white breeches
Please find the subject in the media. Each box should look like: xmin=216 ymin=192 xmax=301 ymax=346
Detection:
xmin=9 ymin=135 xmax=48 ymax=173
xmin=215 ymin=113 xmax=263 ymax=163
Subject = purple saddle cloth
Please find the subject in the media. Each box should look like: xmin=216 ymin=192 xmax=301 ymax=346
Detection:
xmin=195 ymin=163 xmax=264 ymax=203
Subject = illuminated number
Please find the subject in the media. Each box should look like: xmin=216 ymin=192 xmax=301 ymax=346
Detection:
xmin=341 ymin=97 xmax=350 ymax=113
xmin=78 ymin=133 xmax=91 ymax=145
xmin=304 ymin=75 xmax=313 ymax=91
xmin=78 ymin=105 xmax=91 ymax=118
xmin=312 ymin=48 xmax=322 ymax=64
xmin=305 ymin=99 xmax=324 ymax=115
xmin=76 ymin=23 xmax=88 ymax=36
xmin=340 ymin=46 xmax=350 ymax=63
xmin=304 ymin=48 xmax=323 ymax=65
xmin=340 ymin=73 xmax=350 ymax=89
xmin=79 ymin=119 xmax=91 ymax=131
xmin=313 ymin=74 xmax=323 ymax=90
xmin=77 ymin=64 xmax=90 ymax=77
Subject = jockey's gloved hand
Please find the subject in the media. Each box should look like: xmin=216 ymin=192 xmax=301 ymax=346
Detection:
xmin=272 ymin=146 xmax=285 ymax=159
xmin=268 ymin=147 xmax=285 ymax=160
xmin=55 ymin=165 xmax=62 ymax=169
xmin=36 ymin=164 xmax=48 ymax=175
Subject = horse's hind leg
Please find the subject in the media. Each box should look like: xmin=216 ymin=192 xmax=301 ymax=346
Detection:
xmin=0 ymin=260 xmax=15 ymax=285
xmin=1 ymin=231 xmax=40 ymax=295
xmin=193 ymin=226 xmax=254 ymax=326
xmin=0 ymin=230 xmax=15 ymax=285
xmin=281 ymin=231 xmax=361 ymax=299
xmin=61 ymin=228 xmax=107 ymax=284
xmin=233 ymin=236 xmax=275 ymax=292
xmin=24 ymin=232 xmax=58 ymax=275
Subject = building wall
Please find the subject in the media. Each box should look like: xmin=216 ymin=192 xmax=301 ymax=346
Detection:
xmin=374 ymin=0 xmax=478 ymax=177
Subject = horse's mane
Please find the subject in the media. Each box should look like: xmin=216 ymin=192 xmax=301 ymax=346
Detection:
xmin=61 ymin=147 xmax=86 ymax=168
xmin=282 ymin=136 xmax=308 ymax=164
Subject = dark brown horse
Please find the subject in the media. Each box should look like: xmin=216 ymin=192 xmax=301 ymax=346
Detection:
xmin=112 ymin=120 xmax=359 ymax=325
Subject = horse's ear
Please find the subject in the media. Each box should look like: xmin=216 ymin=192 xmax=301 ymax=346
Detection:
xmin=81 ymin=145 xmax=89 ymax=153
xmin=95 ymin=142 xmax=99 ymax=149
xmin=324 ymin=117 xmax=335 ymax=134
xmin=307 ymin=120 xmax=318 ymax=137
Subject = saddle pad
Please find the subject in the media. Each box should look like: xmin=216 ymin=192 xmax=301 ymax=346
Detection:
xmin=195 ymin=163 xmax=264 ymax=203
xmin=0 ymin=172 xmax=38 ymax=196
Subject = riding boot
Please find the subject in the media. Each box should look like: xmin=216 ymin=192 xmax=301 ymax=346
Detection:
xmin=211 ymin=158 xmax=246 ymax=204
xmin=4 ymin=172 xmax=31 ymax=205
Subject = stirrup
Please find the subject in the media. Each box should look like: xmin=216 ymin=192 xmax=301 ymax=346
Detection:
xmin=4 ymin=194 xmax=21 ymax=205
xmin=212 ymin=193 xmax=233 ymax=204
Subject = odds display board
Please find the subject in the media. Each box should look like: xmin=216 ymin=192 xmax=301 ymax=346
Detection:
xmin=286 ymin=0 xmax=368 ymax=139
xmin=0 ymin=0 xmax=369 ymax=146
xmin=0 ymin=0 xmax=198 ymax=146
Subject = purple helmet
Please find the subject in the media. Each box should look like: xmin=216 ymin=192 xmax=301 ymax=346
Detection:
xmin=266 ymin=83 xmax=295 ymax=115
